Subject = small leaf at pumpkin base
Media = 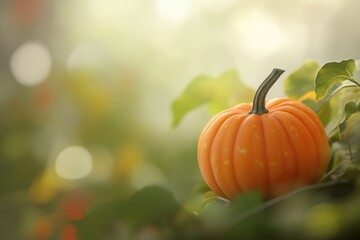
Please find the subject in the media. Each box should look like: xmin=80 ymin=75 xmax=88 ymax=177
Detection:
xmin=225 ymin=192 xmax=267 ymax=239
xmin=201 ymin=191 xmax=229 ymax=209
xmin=200 ymin=192 xmax=231 ymax=231
xmin=231 ymin=191 xmax=263 ymax=213
xmin=202 ymin=194 xmax=268 ymax=240
xmin=198 ymin=174 xmax=270 ymax=236
xmin=195 ymin=180 xmax=211 ymax=195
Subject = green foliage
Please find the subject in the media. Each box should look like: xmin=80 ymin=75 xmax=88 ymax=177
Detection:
xmin=76 ymin=201 xmax=120 ymax=240
xmin=0 ymin=91 xmax=44 ymax=195
xmin=171 ymin=69 xmax=254 ymax=127
xmin=312 ymin=60 xmax=360 ymax=186
xmin=123 ymin=186 xmax=181 ymax=227
xmin=201 ymin=191 xmax=267 ymax=239
xmin=315 ymin=59 xmax=355 ymax=100
xmin=283 ymin=59 xmax=360 ymax=185
xmin=339 ymin=101 xmax=360 ymax=138
xmin=283 ymin=60 xmax=319 ymax=99
xmin=77 ymin=186 xmax=181 ymax=239
xmin=284 ymin=59 xmax=360 ymax=139
xmin=344 ymin=101 xmax=359 ymax=115
xmin=283 ymin=60 xmax=333 ymax=126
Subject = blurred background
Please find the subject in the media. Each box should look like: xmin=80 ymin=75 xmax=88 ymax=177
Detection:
xmin=1 ymin=0 xmax=360 ymax=239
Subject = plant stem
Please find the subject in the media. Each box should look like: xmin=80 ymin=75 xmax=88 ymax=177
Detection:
xmin=348 ymin=79 xmax=360 ymax=88
xmin=248 ymin=68 xmax=285 ymax=115
xmin=332 ymin=84 xmax=360 ymax=96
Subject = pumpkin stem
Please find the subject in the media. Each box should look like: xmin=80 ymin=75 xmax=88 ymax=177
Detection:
xmin=249 ymin=68 xmax=285 ymax=115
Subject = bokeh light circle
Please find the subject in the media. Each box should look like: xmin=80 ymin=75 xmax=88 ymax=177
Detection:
xmin=10 ymin=41 xmax=52 ymax=86
xmin=55 ymin=146 xmax=93 ymax=180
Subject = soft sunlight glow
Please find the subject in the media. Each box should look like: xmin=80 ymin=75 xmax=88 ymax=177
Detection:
xmin=88 ymin=0 xmax=117 ymax=20
xmin=155 ymin=0 xmax=191 ymax=23
xmin=55 ymin=146 xmax=93 ymax=180
xmin=283 ymin=23 xmax=309 ymax=57
xmin=197 ymin=0 xmax=236 ymax=14
xmin=234 ymin=10 xmax=284 ymax=59
xmin=10 ymin=41 xmax=52 ymax=86
xmin=67 ymin=43 xmax=106 ymax=73
xmin=304 ymin=0 xmax=345 ymax=16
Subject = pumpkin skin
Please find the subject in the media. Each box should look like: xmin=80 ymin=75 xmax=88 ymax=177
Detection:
xmin=198 ymin=70 xmax=330 ymax=200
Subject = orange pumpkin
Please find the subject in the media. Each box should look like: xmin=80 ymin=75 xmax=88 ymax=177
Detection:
xmin=198 ymin=69 xmax=330 ymax=200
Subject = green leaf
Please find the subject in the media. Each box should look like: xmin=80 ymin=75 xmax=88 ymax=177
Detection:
xmin=201 ymin=191 xmax=228 ymax=209
xmin=76 ymin=201 xmax=122 ymax=240
xmin=283 ymin=60 xmax=319 ymax=99
xmin=298 ymin=83 xmax=343 ymax=128
xmin=345 ymin=101 xmax=358 ymax=115
xmin=315 ymin=59 xmax=355 ymax=100
xmin=171 ymin=69 xmax=254 ymax=127
xmin=201 ymin=192 xmax=230 ymax=227
xmin=328 ymin=160 xmax=360 ymax=181
xmin=322 ymin=138 xmax=360 ymax=181
xmin=334 ymin=101 xmax=360 ymax=141
xmin=123 ymin=185 xmax=181 ymax=227
xmin=301 ymin=98 xmax=332 ymax=127
xmin=231 ymin=191 xmax=263 ymax=214
xmin=208 ymin=70 xmax=254 ymax=114
xmin=77 ymin=186 xmax=181 ymax=239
